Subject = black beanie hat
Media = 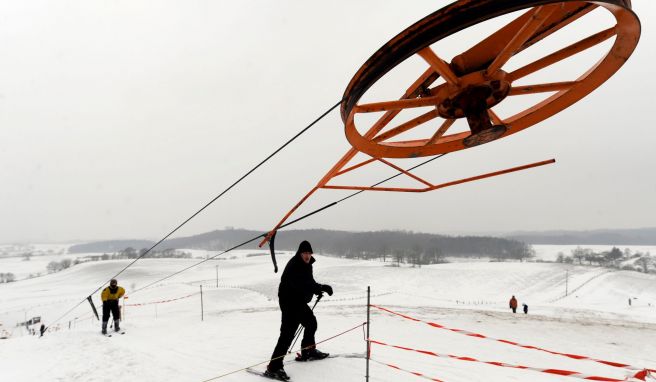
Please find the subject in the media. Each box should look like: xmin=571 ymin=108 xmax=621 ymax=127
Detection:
xmin=297 ymin=240 xmax=313 ymax=254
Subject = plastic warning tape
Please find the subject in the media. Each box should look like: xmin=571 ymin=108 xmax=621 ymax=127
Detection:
xmin=370 ymin=304 xmax=654 ymax=379
xmin=370 ymin=339 xmax=631 ymax=382
xmin=370 ymin=358 xmax=445 ymax=382
xmin=324 ymin=291 xmax=394 ymax=303
xmin=126 ymin=292 xmax=199 ymax=307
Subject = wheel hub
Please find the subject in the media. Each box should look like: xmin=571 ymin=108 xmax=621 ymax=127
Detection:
xmin=433 ymin=70 xmax=510 ymax=147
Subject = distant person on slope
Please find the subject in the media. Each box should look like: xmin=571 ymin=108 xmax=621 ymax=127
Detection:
xmin=100 ymin=279 xmax=125 ymax=335
xmin=509 ymin=295 xmax=518 ymax=313
xmin=266 ymin=240 xmax=334 ymax=381
xmin=522 ymin=303 xmax=528 ymax=314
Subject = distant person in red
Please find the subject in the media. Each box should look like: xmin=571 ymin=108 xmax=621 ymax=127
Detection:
xmin=509 ymin=295 xmax=518 ymax=313
xmin=100 ymin=279 xmax=125 ymax=335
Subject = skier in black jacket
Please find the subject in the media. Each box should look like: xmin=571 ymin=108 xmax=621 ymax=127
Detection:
xmin=266 ymin=240 xmax=333 ymax=381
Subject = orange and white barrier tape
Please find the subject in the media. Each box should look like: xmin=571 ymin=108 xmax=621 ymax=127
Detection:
xmin=370 ymin=304 xmax=654 ymax=379
xmin=370 ymin=339 xmax=643 ymax=382
xmin=126 ymin=292 xmax=199 ymax=307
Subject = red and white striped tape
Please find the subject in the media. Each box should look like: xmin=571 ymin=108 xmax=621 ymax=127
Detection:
xmin=370 ymin=358 xmax=445 ymax=382
xmin=370 ymin=304 xmax=654 ymax=379
xmin=371 ymin=339 xmax=636 ymax=382
xmin=125 ymin=292 xmax=199 ymax=307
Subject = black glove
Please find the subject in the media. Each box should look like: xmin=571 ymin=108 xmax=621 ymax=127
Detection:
xmin=321 ymin=284 xmax=333 ymax=296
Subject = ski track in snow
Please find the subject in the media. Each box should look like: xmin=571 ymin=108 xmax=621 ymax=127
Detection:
xmin=1 ymin=250 xmax=655 ymax=382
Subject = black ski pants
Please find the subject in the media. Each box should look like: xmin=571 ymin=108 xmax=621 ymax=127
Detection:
xmin=102 ymin=300 xmax=121 ymax=322
xmin=268 ymin=301 xmax=317 ymax=370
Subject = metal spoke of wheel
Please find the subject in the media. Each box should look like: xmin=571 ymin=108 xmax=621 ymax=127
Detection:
xmin=510 ymin=26 xmax=618 ymax=81
xmin=488 ymin=109 xmax=503 ymax=125
xmin=452 ymin=3 xmax=597 ymax=75
xmin=418 ymin=47 xmax=460 ymax=85
xmin=509 ymin=81 xmax=578 ymax=95
xmin=355 ymin=96 xmax=442 ymax=113
xmin=425 ymin=118 xmax=455 ymax=146
xmin=486 ymin=5 xmax=559 ymax=75
xmin=373 ymin=109 xmax=441 ymax=143
xmin=360 ymin=68 xmax=440 ymax=140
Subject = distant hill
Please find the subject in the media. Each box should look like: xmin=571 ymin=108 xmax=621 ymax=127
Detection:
xmin=506 ymin=228 xmax=656 ymax=245
xmin=163 ymin=228 xmax=533 ymax=259
xmin=67 ymin=228 xmax=656 ymax=255
xmin=68 ymin=240 xmax=155 ymax=253
xmin=68 ymin=228 xmax=532 ymax=260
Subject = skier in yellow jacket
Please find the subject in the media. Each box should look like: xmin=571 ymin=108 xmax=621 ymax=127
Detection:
xmin=100 ymin=279 xmax=125 ymax=334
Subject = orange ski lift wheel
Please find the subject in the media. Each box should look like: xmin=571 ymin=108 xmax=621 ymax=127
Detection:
xmin=260 ymin=0 xmax=640 ymax=252
xmin=343 ymin=0 xmax=640 ymax=158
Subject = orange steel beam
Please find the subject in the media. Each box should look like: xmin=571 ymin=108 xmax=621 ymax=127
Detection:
xmin=509 ymin=81 xmax=578 ymax=95
xmin=487 ymin=5 xmax=558 ymax=75
xmin=509 ymin=26 xmax=617 ymax=82
xmin=258 ymin=186 xmax=320 ymax=247
xmin=322 ymin=158 xmax=555 ymax=193
xmin=260 ymin=157 xmax=555 ymax=247
xmin=316 ymin=67 xmax=441 ymax=189
xmin=261 ymin=74 xmax=435 ymax=247
xmin=376 ymin=158 xmax=434 ymax=188
xmin=334 ymin=157 xmax=377 ymax=177
xmin=427 ymin=158 xmax=555 ymax=191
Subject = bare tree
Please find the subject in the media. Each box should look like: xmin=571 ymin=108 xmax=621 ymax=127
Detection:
xmin=636 ymin=254 xmax=652 ymax=273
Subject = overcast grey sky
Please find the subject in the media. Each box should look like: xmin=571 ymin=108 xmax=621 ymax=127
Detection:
xmin=1 ymin=1 xmax=654 ymax=243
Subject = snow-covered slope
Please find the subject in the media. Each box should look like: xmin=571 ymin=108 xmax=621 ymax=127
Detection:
xmin=1 ymin=251 xmax=655 ymax=382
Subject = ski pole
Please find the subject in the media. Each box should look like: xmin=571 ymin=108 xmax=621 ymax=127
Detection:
xmin=288 ymin=293 xmax=323 ymax=354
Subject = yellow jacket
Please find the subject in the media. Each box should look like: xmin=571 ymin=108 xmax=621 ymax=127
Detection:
xmin=101 ymin=286 xmax=125 ymax=302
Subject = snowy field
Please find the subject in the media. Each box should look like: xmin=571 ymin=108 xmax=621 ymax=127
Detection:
xmin=1 ymin=249 xmax=655 ymax=382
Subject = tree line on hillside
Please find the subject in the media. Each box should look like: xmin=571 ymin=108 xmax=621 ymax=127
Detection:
xmin=42 ymin=249 xmax=193 ymax=276
xmin=556 ymin=247 xmax=654 ymax=273
xmin=311 ymin=231 xmax=534 ymax=265
xmin=68 ymin=228 xmax=535 ymax=265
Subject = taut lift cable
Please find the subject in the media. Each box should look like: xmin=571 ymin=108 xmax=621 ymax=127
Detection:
xmin=130 ymin=154 xmax=446 ymax=294
xmin=45 ymin=99 xmax=342 ymax=330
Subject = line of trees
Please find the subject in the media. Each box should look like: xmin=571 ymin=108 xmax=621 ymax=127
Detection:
xmin=556 ymin=247 xmax=654 ymax=273
xmin=130 ymin=228 xmax=535 ymax=263
xmin=313 ymin=231 xmax=535 ymax=265
xmin=79 ymin=248 xmax=193 ymax=262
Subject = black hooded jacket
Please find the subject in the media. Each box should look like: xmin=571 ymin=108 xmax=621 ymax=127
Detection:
xmin=278 ymin=250 xmax=322 ymax=305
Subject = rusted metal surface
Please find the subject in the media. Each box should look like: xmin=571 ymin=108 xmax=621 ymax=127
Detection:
xmin=343 ymin=0 xmax=639 ymax=159
xmin=321 ymin=159 xmax=556 ymax=193
xmin=260 ymin=0 xmax=640 ymax=246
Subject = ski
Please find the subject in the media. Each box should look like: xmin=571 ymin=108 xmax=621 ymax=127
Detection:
xmin=246 ymin=368 xmax=291 ymax=381
xmin=293 ymin=352 xmax=364 ymax=362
